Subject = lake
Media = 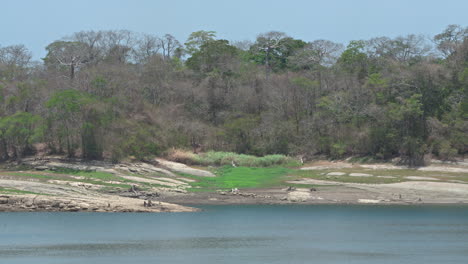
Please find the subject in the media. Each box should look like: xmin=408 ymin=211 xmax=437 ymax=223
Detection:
xmin=1 ymin=205 xmax=468 ymax=264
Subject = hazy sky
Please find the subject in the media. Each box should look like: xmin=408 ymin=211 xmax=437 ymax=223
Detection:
xmin=1 ymin=0 xmax=467 ymax=60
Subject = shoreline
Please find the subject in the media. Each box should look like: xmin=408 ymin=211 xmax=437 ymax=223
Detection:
xmin=1 ymin=156 xmax=467 ymax=212
xmin=2 ymin=198 xmax=467 ymax=213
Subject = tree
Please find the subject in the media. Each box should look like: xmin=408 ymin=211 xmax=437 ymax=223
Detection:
xmin=69 ymin=30 xmax=104 ymax=65
xmin=0 ymin=45 xmax=32 ymax=81
xmin=133 ymin=34 xmax=162 ymax=64
xmin=46 ymin=89 xmax=89 ymax=156
xmin=249 ymin=31 xmax=306 ymax=79
xmin=289 ymin=40 xmax=343 ymax=69
xmin=366 ymin=35 xmax=431 ymax=64
xmin=186 ymin=39 xmax=239 ymax=74
xmin=159 ymin=34 xmax=181 ymax=60
xmin=338 ymin=40 xmax=368 ymax=79
xmin=0 ymin=112 xmax=42 ymax=161
xmin=184 ymin=30 xmax=216 ymax=56
xmin=434 ymin=24 xmax=468 ymax=58
xmin=389 ymin=94 xmax=427 ymax=166
xmin=44 ymin=41 xmax=89 ymax=80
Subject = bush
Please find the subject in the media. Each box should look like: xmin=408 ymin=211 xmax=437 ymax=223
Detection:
xmin=165 ymin=149 xmax=300 ymax=167
xmin=330 ymin=142 xmax=347 ymax=159
xmin=165 ymin=148 xmax=197 ymax=164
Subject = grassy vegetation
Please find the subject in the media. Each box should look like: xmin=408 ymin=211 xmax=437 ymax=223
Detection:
xmin=0 ymin=170 xmax=132 ymax=189
xmin=167 ymin=149 xmax=300 ymax=167
xmin=0 ymin=187 xmax=46 ymax=195
xmin=183 ymin=165 xmax=468 ymax=192
xmin=2 ymin=159 xmax=466 ymax=197
xmin=186 ymin=166 xmax=292 ymax=191
xmin=50 ymin=168 xmax=119 ymax=180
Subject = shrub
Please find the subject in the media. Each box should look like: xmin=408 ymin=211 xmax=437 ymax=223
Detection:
xmin=165 ymin=149 xmax=300 ymax=167
xmin=165 ymin=148 xmax=197 ymax=164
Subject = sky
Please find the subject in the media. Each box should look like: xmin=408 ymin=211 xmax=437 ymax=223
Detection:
xmin=1 ymin=0 xmax=467 ymax=60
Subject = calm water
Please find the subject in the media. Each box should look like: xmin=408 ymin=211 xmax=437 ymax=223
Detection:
xmin=1 ymin=205 xmax=468 ymax=264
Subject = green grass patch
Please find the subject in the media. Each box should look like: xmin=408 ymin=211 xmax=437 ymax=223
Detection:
xmin=187 ymin=166 xmax=291 ymax=191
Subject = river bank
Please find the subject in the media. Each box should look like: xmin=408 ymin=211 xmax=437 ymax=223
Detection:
xmin=0 ymin=156 xmax=467 ymax=212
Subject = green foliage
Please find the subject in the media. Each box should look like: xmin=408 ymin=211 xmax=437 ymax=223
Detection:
xmin=46 ymin=89 xmax=90 ymax=113
xmin=46 ymin=89 xmax=105 ymax=159
xmin=184 ymin=30 xmax=217 ymax=55
xmin=186 ymin=39 xmax=239 ymax=74
xmin=0 ymin=112 xmax=43 ymax=159
xmin=389 ymin=94 xmax=424 ymax=122
xmin=435 ymin=140 xmax=458 ymax=160
xmin=111 ymin=124 xmax=161 ymax=162
xmin=338 ymin=40 xmax=368 ymax=78
xmin=330 ymin=142 xmax=347 ymax=159
xmin=222 ymin=116 xmax=259 ymax=154
xmin=248 ymin=33 xmax=306 ymax=72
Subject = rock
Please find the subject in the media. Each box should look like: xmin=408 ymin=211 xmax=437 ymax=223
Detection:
xmin=155 ymin=158 xmax=216 ymax=177
xmin=327 ymin=172 xmax=346 ymax=176
xmin=0 ymin=198 xmax=9 ymax=204
xmin=128 ymin=168 xmax=140 ymax=173
xmin=35 ymin=166 xmax=49 ymax=171
xmin=170 ymin=189 xmax=186 ymax=193
xmin=77 ymin=203 xmax=90 ymax=210
xmin=287 ymin=190 xmax=311 ymax=202
xmin=358 ymin=199 xmax=381 ymax=204
xmin=405 ymin=176 xmax=440 ymax=181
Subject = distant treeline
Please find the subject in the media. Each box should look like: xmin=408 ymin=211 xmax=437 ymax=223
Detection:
xmin=0 ymin=25 xmax=466 ymax=165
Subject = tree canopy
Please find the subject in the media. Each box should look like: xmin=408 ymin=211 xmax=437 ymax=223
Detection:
xmin=0 ymin=25 xmax=466 ymax=165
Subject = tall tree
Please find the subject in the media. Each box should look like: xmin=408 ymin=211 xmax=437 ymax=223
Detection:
xmin=184 ymin=30 xmax=216 ymax=56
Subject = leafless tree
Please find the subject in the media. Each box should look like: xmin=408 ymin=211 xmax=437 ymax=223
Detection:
xmin=159 ymin=34 xmax=181 ymax=60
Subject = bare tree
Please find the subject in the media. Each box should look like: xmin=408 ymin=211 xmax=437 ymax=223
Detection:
xmin=69 ymin=30 xmax=103 ymax=65
xmin=133 ymin=34 xmax=162 ymax=63
xmin=290 ymin=40 xmax=343 ymax=68
xmin=0 ymin=45 xmax=32 ymax=80
xmin=159 ymin=34 xmax=181 ymax=60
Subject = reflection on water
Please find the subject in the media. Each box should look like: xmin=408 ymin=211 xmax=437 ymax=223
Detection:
xmin=1 ymin=205 xmax=468 ymax=264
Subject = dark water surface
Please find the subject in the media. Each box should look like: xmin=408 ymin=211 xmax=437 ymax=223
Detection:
xmin=1 ymin=205 xmax=468 ymax=264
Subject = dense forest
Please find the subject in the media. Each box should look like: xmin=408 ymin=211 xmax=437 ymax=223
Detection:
xmin=0 ymin=25 xmax=466 ymax=165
